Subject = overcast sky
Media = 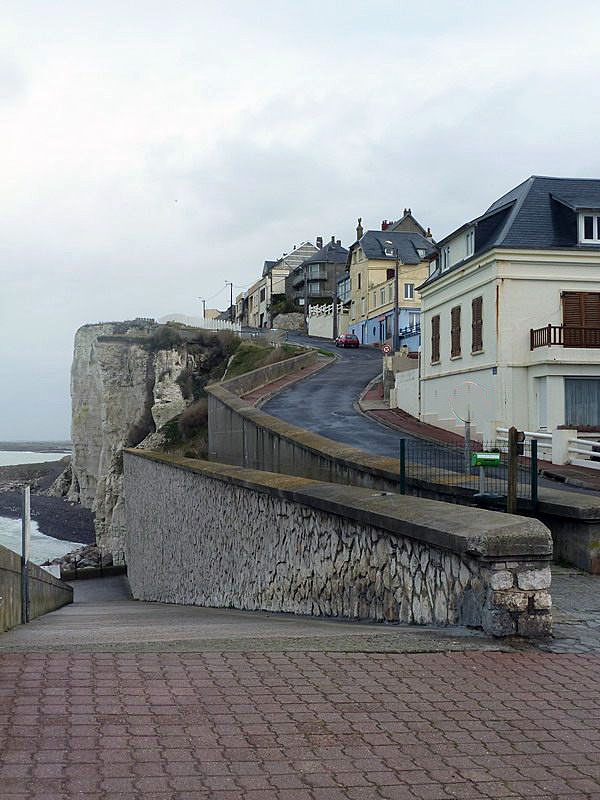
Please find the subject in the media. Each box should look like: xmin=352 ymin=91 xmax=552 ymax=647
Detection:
xmin=1 ymin=1 xmax=599 ymax=440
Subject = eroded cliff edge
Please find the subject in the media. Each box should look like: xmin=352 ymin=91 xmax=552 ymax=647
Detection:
xmin=54 ymin=319 xmax=235 ymax=562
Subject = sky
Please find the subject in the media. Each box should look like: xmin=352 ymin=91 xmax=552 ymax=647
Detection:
xmin=1 ymin=0 xmax=600 ymax=440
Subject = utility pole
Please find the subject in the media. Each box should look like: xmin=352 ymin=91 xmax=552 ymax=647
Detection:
xmin=385 ymin=240 xmax=400 ymax=352
xmin=269 ymin=270 xmax=274 ymax=328
xmin=303 ymin=264 xmax=309 ymax=332
xmin=198 ymin=298 xmax=206 ymax=319
xmin=21 ymin=485 xmax=31 ymax=624
xmin=225 ymin=281 xmax=234 ymax=323
xmin=332 ymin=260 xmax=339 ymax=340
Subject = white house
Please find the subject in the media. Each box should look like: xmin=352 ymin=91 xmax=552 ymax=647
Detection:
xmin=402 ymin=176 xmax=600 ymax=441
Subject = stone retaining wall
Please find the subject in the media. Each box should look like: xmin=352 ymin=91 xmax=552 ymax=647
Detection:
xmin=124 ymin=450 xmax=553 ymax=637
xmin=221 ymin=349 xmax=318 ymax=397
xmin=0 ymin=544 xmax=73 ymax=632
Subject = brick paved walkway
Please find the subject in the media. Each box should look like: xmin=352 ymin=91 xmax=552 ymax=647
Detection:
xmin=1 ymin=649 xmax=600 ymax=799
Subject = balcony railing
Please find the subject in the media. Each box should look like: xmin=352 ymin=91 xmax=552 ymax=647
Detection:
xmin=530 ymin=325 xmax=600 ymax=349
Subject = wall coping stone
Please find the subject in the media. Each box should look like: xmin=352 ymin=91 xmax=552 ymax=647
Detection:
xmin=126 ymin=450 xmax=553 ymax=561
xmin=214 ymin=349 xmax=318 ymax=397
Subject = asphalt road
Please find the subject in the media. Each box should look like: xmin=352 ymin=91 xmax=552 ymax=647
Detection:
xmin=267 ymin=333 xmax=591 ymax=496
xmin=266 ymin=333 xmax=412 ymax=459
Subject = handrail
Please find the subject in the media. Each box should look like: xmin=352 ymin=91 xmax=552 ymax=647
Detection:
xmin=530 ymin=324 xmax=600 ymax=350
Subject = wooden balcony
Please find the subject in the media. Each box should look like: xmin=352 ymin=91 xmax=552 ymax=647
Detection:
xmin=530 ymin=325 xmax=600 ymax=349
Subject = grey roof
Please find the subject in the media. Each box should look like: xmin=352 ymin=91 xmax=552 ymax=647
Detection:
xmin=353 ymin=230 xmax=437 ymax=264
xmin=301 ymin=240 xmax=348 ymax=266
xmin=422 ymin=175 xmax=600 ymax=288
xmin=261 ymin=260 xmax=277 ymax=277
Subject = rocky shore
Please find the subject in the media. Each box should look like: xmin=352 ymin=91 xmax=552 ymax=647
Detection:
xmin=0 ymin=458 xmax=95 ymax=545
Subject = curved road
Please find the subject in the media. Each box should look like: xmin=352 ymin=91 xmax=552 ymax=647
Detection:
xmin=265 ymin=333 xmax=590 ymax=496
xmin=265 ymin=333 xmax=413 ymax=459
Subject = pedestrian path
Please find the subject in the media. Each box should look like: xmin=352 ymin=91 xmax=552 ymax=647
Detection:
xmin=1 ymin=574 xmax=600 ymax=798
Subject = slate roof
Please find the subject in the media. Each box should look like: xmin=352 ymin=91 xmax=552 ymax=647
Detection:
xmin=301 ymin=240 xmax=348 ymax=266
xmin=422 ymin=176 xmax=600 ymax=288
xmin=352 ymin=230 xmax=437 ymax=265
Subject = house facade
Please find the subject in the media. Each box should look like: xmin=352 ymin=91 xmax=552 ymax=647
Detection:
xmin=416 ymin=176 xmax=600 ymax=440
xmin=285 ymin=237 xmax=348 ymax=311
xmin=345 ymin=215 xmax=436 ymax=347
xmin=237 ymin=242 xmax=319 ymax=328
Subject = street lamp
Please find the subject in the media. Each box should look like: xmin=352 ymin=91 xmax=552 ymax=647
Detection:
xmin=384 ymin=240 xmax=400 ymax=352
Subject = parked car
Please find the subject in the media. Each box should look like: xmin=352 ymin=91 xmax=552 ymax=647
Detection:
xmin=335 ymin=333 xmax=360 ymax=348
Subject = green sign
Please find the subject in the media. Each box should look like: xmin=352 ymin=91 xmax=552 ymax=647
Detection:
xmin=471 ymin=452 xmax=501 ymax=467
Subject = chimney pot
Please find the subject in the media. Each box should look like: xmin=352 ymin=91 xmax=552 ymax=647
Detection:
xmin=316 ymin=236 xmax=323 ymax=249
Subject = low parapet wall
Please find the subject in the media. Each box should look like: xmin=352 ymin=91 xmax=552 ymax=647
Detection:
xmin=206 ymin=379 xmax=600 ymax=573
xmin=0 ymin=544 xmax=73 ymax=632
xmin=221 ymin=349 xmax=318 ymax=397
xmin=124 ymin=450 xmax=553 ymax=637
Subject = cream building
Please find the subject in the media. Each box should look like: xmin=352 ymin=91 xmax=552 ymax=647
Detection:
xmin=346 ymin=219 xmax=436 ymax=347
xmin=413 ymin=176 xmax=600 ymax=440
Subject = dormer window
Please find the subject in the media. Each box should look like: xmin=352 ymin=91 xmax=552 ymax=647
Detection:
xmin=416 ymin=248 xmax=426 ymax=259
xmin=441 ymin=246 xmax=450 ymax=271
xmin=579 ymin=212 xmax=600 ymax=243
xmin=466 ymin=229 xmax=474 ymax=256
xmin=384 ymin=247 xmax=395 ymax=257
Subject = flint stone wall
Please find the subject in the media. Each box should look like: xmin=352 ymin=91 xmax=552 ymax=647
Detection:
xmin=124 ymin=451 xmax=553 ymax=637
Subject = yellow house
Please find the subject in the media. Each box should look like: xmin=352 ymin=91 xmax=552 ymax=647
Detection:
xmin=346 ymin=217 xmax=436 ymax=346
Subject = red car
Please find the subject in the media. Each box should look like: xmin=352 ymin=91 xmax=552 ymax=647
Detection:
xmin=335 ymin=333 xmax=360 ymax=348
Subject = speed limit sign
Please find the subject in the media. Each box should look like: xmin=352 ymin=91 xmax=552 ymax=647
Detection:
xmin=382 ymin=344 xmax=391 ymax=354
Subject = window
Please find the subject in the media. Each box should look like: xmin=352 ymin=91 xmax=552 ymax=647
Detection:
xmin=259 ymin=288 xmax=266 ymax=302
xmin=371 ymin=291 xmax=376 ymax=307
xmin=451 ymin=306 xmax=461 ymax=357
xmin=357 ymin=273 xmax=362 ymax=290
xmin=417 ymin=248 xmax=426 ymax=259
xmin=388 ymin=284 xmax=393 ymax=302
xmin=441 ymin=246 xmax=450 ymax=271
xmin=472 ymin=296 xmax=483 ymax=352
xmin=579 ymin=213 xmax=600 ymax=243
xmin=466 ymin=229 xmax=475 ymax=257
xmin=409 ymin=312 xmax=419 ymax=330
xmin=351 ymin=301 xmax=356 ymax=320
xmin=380 ymin=288 xmax=385 ymax=305
xmin=429 ymin=258 xmax=437 ymax=276
xmin=431 ymin=315 xmax=440 ymax=363
xmin=384 ymin=247 xmax=395 ymax=257
xmin=361 ymin=298 xmax=366 ymax=316
xmin=563 ymin=291 xmax=600 ymax=346
xmin=404 ymin=283 xmax=415 ymax=300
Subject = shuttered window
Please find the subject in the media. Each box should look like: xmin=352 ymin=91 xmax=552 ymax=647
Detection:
xmin=563 ymin=292 xmax=600 ymax=347
xmin=472 ymin=296 xmax=483 ymax=352
xmin=431 ymin=315 xmax=440 ymax=363
xmin=451 ymin=306 xmax=461 ymax=357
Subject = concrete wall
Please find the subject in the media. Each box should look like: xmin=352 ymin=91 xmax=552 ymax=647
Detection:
xmin=206 ymin=371 xmax=600 ymax=573
xmin=1 ymin=544 xmax=73 ymax=633
xmin=124 ymin=450 xmax=553 ymax=637
xmin=222 ymin=349 xmax=318 ymax=397
xmin=308 ymin=312 xmax=349 ymax=339
xmin=393 ymin=367 xmax=420 ymax=417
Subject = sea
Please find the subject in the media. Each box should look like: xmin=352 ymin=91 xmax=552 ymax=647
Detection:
xmin=0 ymin=449 xmax=81 ymax=566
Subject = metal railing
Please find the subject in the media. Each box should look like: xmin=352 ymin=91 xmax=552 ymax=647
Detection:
xmin=530 ymin=325 xmax=600 ymax=349
xmin=399 ymin=438 xmax=538 ymax=509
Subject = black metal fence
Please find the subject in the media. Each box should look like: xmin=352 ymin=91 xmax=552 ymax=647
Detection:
xmin=399 ymin=438 xmax=538 ymax=510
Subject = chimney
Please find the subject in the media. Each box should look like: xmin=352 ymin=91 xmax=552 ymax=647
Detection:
xmin=336 ymin=239 xmax=341 ymax=247
xmin=316 ymin=236 xmax=323 ymax=249
xmin=381 ymin=220 xmax=390 ymax=231
xmin=404 ymin=208 xmax=408 ymax=215
xmin=356 ymin=217 xmax=363 ymax=240
xmin=331 ymin=235 xmax=335 ymax=245
xmin=426 ymin=227 xmax=433 ymax=240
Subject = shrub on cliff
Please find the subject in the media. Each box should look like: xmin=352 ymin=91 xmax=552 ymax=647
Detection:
xmin=149 ymin=325 xmax=182 ymax=350
xmin=178 ymin=398 xmax=209 ymax=440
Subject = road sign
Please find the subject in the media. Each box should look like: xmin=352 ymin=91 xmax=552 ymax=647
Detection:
xmin=471 ymin=452 xmax=501 ymax=467
xmin=382 ymin=344 xmax=391 ymax=354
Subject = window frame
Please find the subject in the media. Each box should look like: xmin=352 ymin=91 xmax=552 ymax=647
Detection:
xmin=471 ymin=296 xmax=483 ymax=353
xmin=431 ymin=314 xmax=440 ymax=363
xmin=404 ymin=283 xmax=415 ymax=300
xmin=579 ymin=212 xmax=600 ymax=243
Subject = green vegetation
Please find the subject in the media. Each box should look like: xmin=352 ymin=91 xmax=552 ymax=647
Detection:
xmin=225 ymin=342 xmax=302 ymax=379
xmin=269 ymin=294 xmax=302 ymax=316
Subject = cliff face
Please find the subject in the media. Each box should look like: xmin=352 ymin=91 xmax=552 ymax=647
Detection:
xmin=65 ymin=320 xmax=210 ymax=561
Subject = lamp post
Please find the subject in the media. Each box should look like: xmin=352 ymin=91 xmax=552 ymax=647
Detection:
xmin=385 ymin=240 xmax=400 ymax=352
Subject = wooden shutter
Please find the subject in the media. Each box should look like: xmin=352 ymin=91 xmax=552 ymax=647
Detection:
xmin=451 ymin=306 xmax=461 ymax=357
xmin=472 ymin=296 xmax=483 ymax=352
xmin=431 ymin=315 xmax=440 ymax=362
xmin=563 ymin=292 xmax=600 ymax=347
